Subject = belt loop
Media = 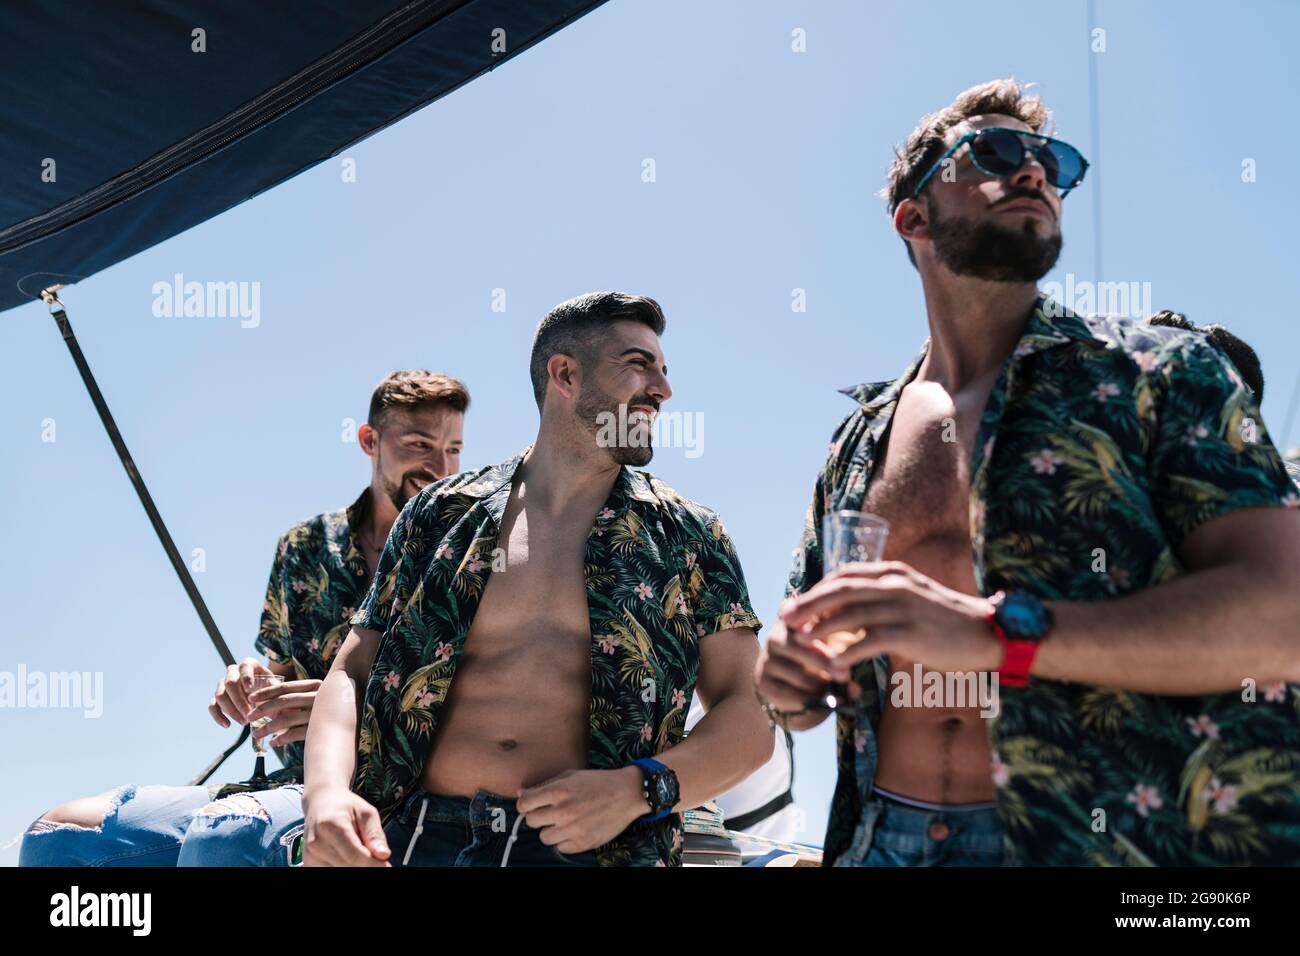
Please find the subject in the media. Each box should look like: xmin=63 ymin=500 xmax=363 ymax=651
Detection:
xmin=401 ymin=794 xmax=429 ymax=867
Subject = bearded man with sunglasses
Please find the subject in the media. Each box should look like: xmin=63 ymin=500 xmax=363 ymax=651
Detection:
xmin=755 ymin=79 xmax=1300 ymax=866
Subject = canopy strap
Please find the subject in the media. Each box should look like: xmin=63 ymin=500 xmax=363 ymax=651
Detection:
xmin=42 ymin=288 xmax=249 ymax=783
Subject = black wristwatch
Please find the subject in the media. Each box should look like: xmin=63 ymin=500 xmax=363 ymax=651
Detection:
xmin=631 ymin=757 xmax=679 ymax=822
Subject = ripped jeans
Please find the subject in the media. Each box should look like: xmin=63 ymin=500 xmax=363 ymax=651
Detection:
xmin=19 ymin=783 xmax=306 ymax=867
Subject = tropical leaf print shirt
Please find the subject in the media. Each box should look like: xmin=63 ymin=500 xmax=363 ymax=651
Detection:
xmin=790 ymin=296 xmax=1300 ymax=866
xmin=349 ymin=450 xmax=763 ymax=866
xmin=255 ymin=488 xmax=375 ymax=776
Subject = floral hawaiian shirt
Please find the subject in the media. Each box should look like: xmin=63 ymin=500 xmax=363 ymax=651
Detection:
xmin=255 ymin=488 xmax=375 ymax=775
xmin=349 ymin=449 xmax=763 ymax=866
xmin=789 ymin=296 xmax=1300 ymax=866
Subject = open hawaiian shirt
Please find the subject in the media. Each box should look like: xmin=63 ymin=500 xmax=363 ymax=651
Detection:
xmin=349 ymin=449 xmax=763 ymax=866
xmin=789 ymin=295 xmax=1300 ymax=866
xmin=255 ymin=488 xmax=375 ymax=775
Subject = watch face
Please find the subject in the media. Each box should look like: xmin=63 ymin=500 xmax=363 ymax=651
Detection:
xmin=999 ymin=590 xmax=1052 ymax=639
xmin=653 ymin=772 xmax=679 ymax=808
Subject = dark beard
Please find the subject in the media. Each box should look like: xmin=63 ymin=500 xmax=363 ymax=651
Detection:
xmin=930 ymin=199 xmax=1061 ymax=282
xmin=376 ymin=449 xmax=432 ymax=511
xmin=575 ymin=381 xmax=655 ymax=467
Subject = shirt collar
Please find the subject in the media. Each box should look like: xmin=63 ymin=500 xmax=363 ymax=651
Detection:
xmin=456 ymin=446 xmax=664 ymax=526
xmin=341 ymin=486 xmax=373 ymax=571
xmin=838 ymin=294 xmax=1106 ymax=407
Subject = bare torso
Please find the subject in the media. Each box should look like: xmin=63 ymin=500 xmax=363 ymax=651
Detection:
xmin=421 ymin=479 xmax=596 ymax=797
xmin=863 ymin=373 xmax=998 ymax=804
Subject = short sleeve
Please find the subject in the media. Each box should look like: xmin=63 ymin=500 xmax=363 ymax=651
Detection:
xmin=785 ymin=470 xmax=827 ymax=600
xmin=254 ymin=533 xmax=293 ymax=665
xmin=685 ymin=512 xmax=762 ymax=639
xmin=350 ymin=500 xmax=421 ymax=634
xmin=1148 ymin=336 xmax=1297 ymax=550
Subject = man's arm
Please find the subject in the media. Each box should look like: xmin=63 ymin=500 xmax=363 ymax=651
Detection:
xmin=653 ymin=627 xmax=773 ymax=808
xmin=303 ymin=626 xmax=381 ymax=794
xmin=300 ymin=626 xmax=391 ymax=866
xmin=516 ymin=627 xmax=772 ymax=854
xmin=1035 ymin=506 xmax=1300 ymax=692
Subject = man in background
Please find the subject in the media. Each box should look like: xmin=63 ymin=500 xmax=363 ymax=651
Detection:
xmin=20 ymin=370 xmax=469 ymax=866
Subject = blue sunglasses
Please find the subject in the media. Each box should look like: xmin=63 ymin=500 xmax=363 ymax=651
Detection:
xmin=913 ymin=127 xmax=1089 ymax=199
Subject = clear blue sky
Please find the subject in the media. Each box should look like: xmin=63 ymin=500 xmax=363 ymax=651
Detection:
xmin=3 ymin=0 xmax=1298 ymax=859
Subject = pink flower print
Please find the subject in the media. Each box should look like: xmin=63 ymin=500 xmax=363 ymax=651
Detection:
xmin=1093 ymin=381 xmax=1120 ymax=401
xmin=383 ymin=672 xmax=400 ymax=690
xmin=1263 ymin=682 xmax=1288 ymax=703
xmin=435 ymin=642 xmax=454 ymax=662
xmin=1132 ymin=351 xmax=1158 ymax=372
xmin=684 ymin=552 xmax=697 ymax=569
xmin=1283 ymin=491 xmax=1300 ymax=509
xmin=635 ymin=582 xmax=654 ymax=600
xmin=435 ymin=543 xmax=452 ymax=559
xmin=674 ymin=594 xmax=688 ymax=616
xmin=1186 ymin=714 xmax=1220 ymax=739
xmin=991 ymin=752 xmax=1009 ymax=787
xmin=853 ymin=729 xmax=867 ymax=754
xmin=695 ymin=623 xmax=707 ymax=637
xmin=597 ymin=508 xmax=616 ymax=522
xmin=309 ymin=638 xmax=320 ymax=652
xmin=1013 ymin=340 xmax=1036 ymax=358
xmin=341 ymin=606 xmax=355 ymax=620
xmin=291 ymin=580 xmax=307 ymax=594
xmin=1030 ymin=449 xmax=1064 ymax=475
xmin=598 ymin=636 xmax=617 ymax=655
xmin=327 ymin=542 xmax=342 ymax=555
xmin=1184 ymin=423 xmax=1210 ymax=447
xmin=1125 ymin=783 xmax=1163 ymax=818
xmin=671 ymin=688 xmax=686 ymax=709
xmin=415 ymin=689 xmax=434 ymax=709
xmin=466 ymin=555 xmax=484 ymax=573
xmin=641 ymin=723 xmax=652 ymax=742
xmin=1201 ymin=777 xmax=1239 ymax=815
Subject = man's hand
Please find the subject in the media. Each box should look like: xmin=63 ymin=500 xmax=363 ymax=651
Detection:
xmin=780 ymin=561 xmax=1001 ymax=680
xmin=516 ymin=767 xmax=648 ymax=854
xmin=247 ymin=678 xmax=323 ymax=746
xmin=754 ymin=620 xmax=843 ymax=713
xmin=208 ymin=658 xmax=275 ymax=728
xmin=301 ymin=786 xmax=391 ymax=867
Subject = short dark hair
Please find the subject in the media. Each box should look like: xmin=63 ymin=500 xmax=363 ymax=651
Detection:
xmin=1147 ymin=311 xmax=1264 ymax=400
xmin=367 ymin=369 xmax=470 ymax=430
xmin=529 ymin=292 xmax=666 ymax=410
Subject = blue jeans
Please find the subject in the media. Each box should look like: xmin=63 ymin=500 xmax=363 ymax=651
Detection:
xmin=833 ymin=793 xmax=1007 ymax=867
xmin=383 ymin=789 xmax=599 ymax=867
xmin=19 ymin=783 xmax=305 ymax=868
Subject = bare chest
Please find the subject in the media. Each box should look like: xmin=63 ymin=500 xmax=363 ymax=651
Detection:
xmin=463 ymin=502 xmax=592 ymax=665
xmin=861 ymin=382 xmax=987 ymax=558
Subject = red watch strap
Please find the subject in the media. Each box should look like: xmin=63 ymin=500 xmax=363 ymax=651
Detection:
xmin=988 ymin=617 xmax=1039 ymax=687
